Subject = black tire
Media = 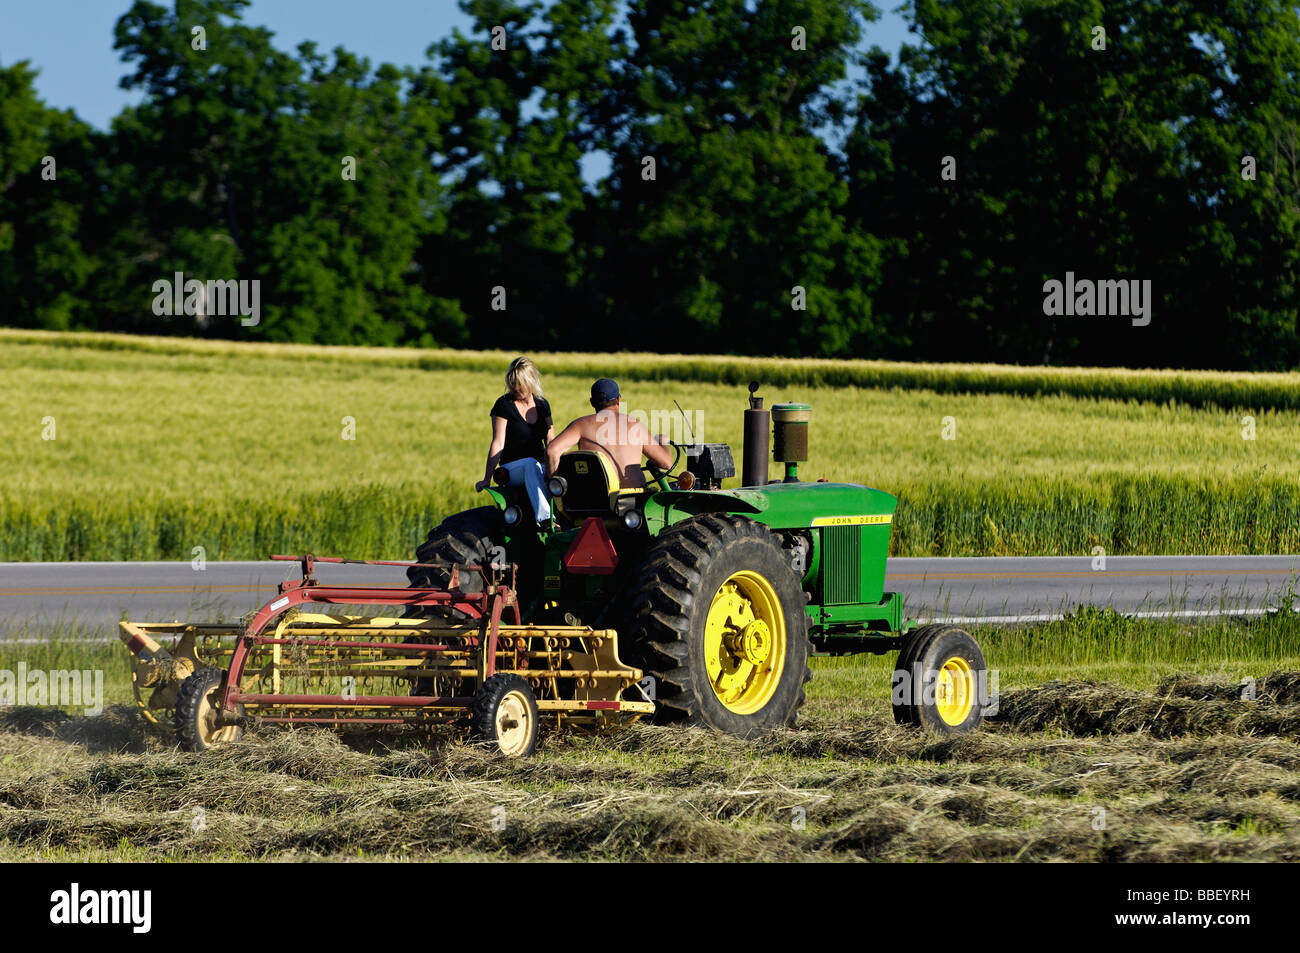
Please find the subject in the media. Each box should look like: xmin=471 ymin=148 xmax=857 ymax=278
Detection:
xmin=893 ymin=625 xmax=986 ymax=736
xmin=405 ymin=506 xmax=506 ymax=694
xmin=407 ymin=506 xmax=504 ymax=597
xmin=174 ymin=667 xmax=243 ymax=752
xmin=471 ymin=673 xmax=540 ymax=757
xmin=891 ymin=623 xmax=949 ymax=726
xmin=625 ymin=513 xmax=811 ymax=737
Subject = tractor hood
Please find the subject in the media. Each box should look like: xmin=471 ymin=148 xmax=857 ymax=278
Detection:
xmin=650 ymin=482 xmax=898 ymax=531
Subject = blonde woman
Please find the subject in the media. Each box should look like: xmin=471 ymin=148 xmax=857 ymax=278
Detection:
xmin=477 ymin=357 xmax=555 ymax=520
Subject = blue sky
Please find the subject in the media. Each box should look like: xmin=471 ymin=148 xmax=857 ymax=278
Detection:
xmin=0 ymin=1 xmax=913 ymax=131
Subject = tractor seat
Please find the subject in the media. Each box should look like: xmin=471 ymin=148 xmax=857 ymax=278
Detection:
xmin=551 ymin=449 xmax=643 ymax=523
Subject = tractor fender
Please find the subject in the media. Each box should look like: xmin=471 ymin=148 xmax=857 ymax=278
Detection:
xmin=645 ymin=489 xmax=762 ymax=534
xmin=650 ymin=483 xmax=896 ymax=531
xmin=480 ymin=486 xmax=508 ymax=510
xmin=652 ymin=488 xmax=765 ymax=515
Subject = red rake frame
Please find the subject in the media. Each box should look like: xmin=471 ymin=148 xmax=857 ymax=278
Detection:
xmin=218 ymin=554 xmax=521 ymax=725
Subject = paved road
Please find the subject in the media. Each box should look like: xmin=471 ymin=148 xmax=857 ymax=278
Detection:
xmin=0 ymin=560 xmax=406 ymax=638
xmin=888 ymin=555 xmax=1300 ymax=623
xmin=2 ymin=555 xmax=1298 ymax=638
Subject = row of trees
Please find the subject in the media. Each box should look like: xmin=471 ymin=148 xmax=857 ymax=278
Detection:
xmin=2 ymin=0 xmax=1299 ymax=368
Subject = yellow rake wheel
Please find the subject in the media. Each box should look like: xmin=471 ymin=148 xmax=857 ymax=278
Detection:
xmin=472 ymin=673 xmax=540 ymax=757
xmin=174 ymin=668 xmax=244 ymax=752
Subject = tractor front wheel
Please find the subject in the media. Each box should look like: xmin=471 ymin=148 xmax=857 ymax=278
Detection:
xmin=174 ymin=668 xmax=243 ymax=752
xmin=891 ymin=625 xmax=986 ymax=735
xmin=627 ymin=513 xmax=811 ymax=737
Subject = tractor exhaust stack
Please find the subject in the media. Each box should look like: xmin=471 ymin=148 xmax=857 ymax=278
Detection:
xmin=742 ymin=381 xmax=770 ymax=486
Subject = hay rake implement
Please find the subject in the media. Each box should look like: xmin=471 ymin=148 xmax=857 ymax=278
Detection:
xmin=119 ymin=554 xmax=653 ymax=756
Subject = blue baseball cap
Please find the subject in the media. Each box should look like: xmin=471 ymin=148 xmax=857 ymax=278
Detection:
xmin=591 ymin=378 xmax=620 ymax=403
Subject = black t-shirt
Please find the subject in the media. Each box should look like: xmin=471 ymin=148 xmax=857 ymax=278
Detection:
xmin=491 ymin=394 xmax=552 ymax=464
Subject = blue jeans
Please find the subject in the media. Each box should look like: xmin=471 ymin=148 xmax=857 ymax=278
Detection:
xmin=501 ymin=457 xmax=551 ymax=522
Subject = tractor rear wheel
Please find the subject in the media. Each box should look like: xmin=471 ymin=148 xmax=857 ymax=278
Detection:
xmin=891 ymin=625 xmax=986 ymax=735
xmin=407 ymin=506 xmax=503 ymax=596
xmin=472 ymin=674 xmax=540 ymax=757
xmin=626 ymin=513 xmax=811 ymax=737
xmin=174 ymin=667 xmax=243 ymax=752
xmin=404 ymin=507 xmax=505 ymax=694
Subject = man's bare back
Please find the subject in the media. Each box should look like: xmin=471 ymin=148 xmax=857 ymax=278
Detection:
xmin=546 ymin=380 xmax=673 ymax=488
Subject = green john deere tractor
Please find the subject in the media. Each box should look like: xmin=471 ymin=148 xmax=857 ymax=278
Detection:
xmin=408 ymin=383 xmax=989 ymax=738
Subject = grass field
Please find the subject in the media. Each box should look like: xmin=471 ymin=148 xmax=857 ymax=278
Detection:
xmin=1 ymin=612 xmax=1298 ymax=862
xmin=4 ymin=329 xmax=1300 ymax=560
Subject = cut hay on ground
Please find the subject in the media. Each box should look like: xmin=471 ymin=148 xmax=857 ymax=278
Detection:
xmin=0 ymin=673 xmax=1297 ymax=861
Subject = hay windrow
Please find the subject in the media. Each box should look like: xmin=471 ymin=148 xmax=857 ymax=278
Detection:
xmin=993 ymin=679 xmax=1300 ymax=739
xmin=1156 ymin=670 xmax=1300 ymax=705
xmin=0 ymin=704 xmax=169 ymax=753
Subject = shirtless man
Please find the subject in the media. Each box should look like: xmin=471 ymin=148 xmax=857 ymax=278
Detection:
xmin=546 ymin=379 xmax=673 ymax=488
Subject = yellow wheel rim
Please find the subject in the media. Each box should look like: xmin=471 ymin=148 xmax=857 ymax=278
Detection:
xmin=935 ymin=655 xmax=975 ymax=726
xmin=197 ymin=685 xmax=241 ymax=746
xmin=704 ymin=570 xmax=787 ymax=715
xmin=495 ymin=690 xmax=534 ymax=756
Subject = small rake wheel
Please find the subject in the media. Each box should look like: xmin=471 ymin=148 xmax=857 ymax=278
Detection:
xmin=175 ymin=668 xmax=244 ymax=752
xmin=472 ymin=674 xmax=539 ymax=757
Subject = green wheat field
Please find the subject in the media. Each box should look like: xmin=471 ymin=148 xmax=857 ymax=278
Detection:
xmin=3 ymin=328 xmax=1300 ymax=560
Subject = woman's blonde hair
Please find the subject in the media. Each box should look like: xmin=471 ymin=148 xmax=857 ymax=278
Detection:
xmin=505 ymin=356 xmax=543 ymax=398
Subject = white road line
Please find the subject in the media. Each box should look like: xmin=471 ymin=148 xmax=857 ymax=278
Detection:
xmin=918 ymin=604 xmax=1300 ymax=625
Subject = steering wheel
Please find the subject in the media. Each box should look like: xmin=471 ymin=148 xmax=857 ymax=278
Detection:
xmin=642 ymin=440 xmax=683 ymax=490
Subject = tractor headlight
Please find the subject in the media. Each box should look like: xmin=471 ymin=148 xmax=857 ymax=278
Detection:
xmin=622 ymin=509 xmax=643 ymax=530
xmin=547 ymin=475 xmax=567 ymax=498
xmin=503 ymin=505 xmax=522 ymax=526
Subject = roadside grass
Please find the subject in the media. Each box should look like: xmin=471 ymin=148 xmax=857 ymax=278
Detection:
xmin=5 ymin=332 xmax=1300 ymax=559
